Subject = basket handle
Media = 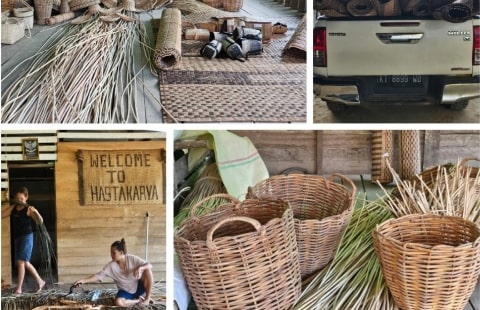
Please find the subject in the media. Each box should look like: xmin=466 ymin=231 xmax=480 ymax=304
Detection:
xmin=280 ymin=167 xmax=308 ymax=175
xmin=459 ymin=158 xmax=480 ymax=169
xmin=328 ymin=173 xmax=357 ymax=199
xmin=206 ymin=216 xmax=265 ymax=250
xmin=188 ymin=193 xmax=240 ymax=218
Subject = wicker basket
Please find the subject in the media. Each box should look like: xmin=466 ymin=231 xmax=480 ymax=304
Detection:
xmin=223 ymin=0 xmax=243 ymax=11
xmin=33 ymin=0 xmax=52 ymax=24
xmin=68 ymin=0 xmax=99 ymax=11
xmin=373 ymin=214 xmax=480 ymax=310
xmin=202 ymin=0 xmax=221 ymax=8
xmin=1 ymin=17 xmax=25 ymax=44
xmin=247 ymin=173 xmax=356 ymax=278
xmin=13 ymin=0 xmax=33 ymax=29
xmin=175 ymin=198 xmax=301 ymax=310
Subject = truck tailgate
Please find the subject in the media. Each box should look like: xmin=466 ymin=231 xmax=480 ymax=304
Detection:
xmin=326 ymin=19 xmax=473 ymax=76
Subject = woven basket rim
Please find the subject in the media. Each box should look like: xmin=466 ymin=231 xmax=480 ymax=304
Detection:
xmin=375 ymin=214 xmax=480 ymax=249
xmin=175 ymin=198 xmax=291 ymax=244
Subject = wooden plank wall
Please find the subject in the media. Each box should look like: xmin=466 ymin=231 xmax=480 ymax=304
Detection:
xmin=1 ymin=217 xmax=11 ymax=285
xmin=423 ymin=130 xmax=480 ymax=168
xmin=55 ymin=141 xmax=166 ymax=283
xmin=231 ymin=130 xmax=478 ymax=176
xmin=232 ymin=130 xmax=318 ymax=175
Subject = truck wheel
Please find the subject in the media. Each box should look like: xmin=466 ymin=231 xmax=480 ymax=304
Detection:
xmin=445 ymin=100 xmax=469 ymax=111
xmin=326 ymin=101 xmax=347 ymax=112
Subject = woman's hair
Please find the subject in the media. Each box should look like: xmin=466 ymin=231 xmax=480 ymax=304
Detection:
xmin=111 ymin=238 xmax=127 ymax=254
xmin=14 ymin=186 xmax=29 ymax=197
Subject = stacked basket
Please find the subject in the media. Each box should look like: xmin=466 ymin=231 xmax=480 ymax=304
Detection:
xmin=175 ymin=197 xmax=302 ymax=309
xmin=247 ymin=173 xmax=356 ymax=278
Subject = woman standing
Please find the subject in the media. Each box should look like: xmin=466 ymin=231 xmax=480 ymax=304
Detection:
xmin=74 ymin=239 xmax=154 ymax=307
xmin=1 ymin=186 xmax=45 ymax=294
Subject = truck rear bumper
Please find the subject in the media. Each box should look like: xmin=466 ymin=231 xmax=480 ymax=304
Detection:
xmin=441 ymin=83 xmax=480 ymax=104
xmin=313 ymin=84 xmax=361 ymax=105
xmin=314 ymin=76 xmax=480 ymax=105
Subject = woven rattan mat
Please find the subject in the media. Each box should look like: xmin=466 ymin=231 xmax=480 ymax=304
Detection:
xmin=158 ymin=11 xmax=306 ymax=123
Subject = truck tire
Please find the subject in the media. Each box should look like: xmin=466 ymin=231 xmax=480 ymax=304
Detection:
xmin=445 ymin=100 xmax=469 ymax=111
xmin=326 ymin=101 xmax=347 ymax=112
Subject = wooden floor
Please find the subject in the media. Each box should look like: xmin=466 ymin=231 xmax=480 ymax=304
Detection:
xmin=1 ymin=0 xmax=303 ymax=123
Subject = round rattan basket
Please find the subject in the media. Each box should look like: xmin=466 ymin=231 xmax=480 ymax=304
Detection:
xmin=175 ymin=198 xmax=301 ymax=310
xmin=223 ymin=0 xmax=242 ymax=11
xmin=33 ymin=0 xmax=52 ymax=25
xmin=247 ymin=173 xmax=356 ymax=279
xmin=373 ymin=214 xmax=480 ymax=310
xmin=202 ymin=0 xmax=221 ymax=8
xmin=13 ymin=2 xmax=33 ymax=29
xmin=68 ymin=0 xmax=99 ymax=11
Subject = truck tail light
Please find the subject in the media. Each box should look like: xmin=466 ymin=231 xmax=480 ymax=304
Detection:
xmin=474 ymin=26 xmax=480 ymax=65
xmin=314 ymin=27 xmax=327 ymax=67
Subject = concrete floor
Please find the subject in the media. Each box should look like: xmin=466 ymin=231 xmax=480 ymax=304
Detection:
xmin=313 ymin=94 xmax=480 ymax=124
xmin=1 ymin=0 xmax=303 ymax=123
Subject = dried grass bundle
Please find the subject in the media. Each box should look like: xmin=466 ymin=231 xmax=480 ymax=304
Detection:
xmin=293 ymin=198 xmax=397 ymax=310
xmin=378 ymin=158 xmax=480 ymax=223
xmin=174 ymin=163 xmax=228 ymax=226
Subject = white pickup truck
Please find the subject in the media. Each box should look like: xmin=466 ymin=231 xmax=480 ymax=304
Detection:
xmin=313 ymin=7 xmax=480 ymax=111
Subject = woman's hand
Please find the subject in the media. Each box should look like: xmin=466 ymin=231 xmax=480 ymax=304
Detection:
xmin=73 ymin=279 xmax=83 ymax=287
xmin=27 ymin=206 xmax=44 ymax=224
xmin=134 ymin=266 xmax=144 ymax=279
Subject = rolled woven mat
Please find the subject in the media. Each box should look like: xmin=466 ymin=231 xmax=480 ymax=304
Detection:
xmin=314 ymin=0 xmax=349 ymax=14
xmin=282 ymin=14 xmax=306 ymax=58
xmin=432 ymin=0 xmax=472 ymax=22
xmin=372 ymin=0 xmax=401 ymax=16
xmin=45 ymin=11 xmax=75 ymax=24
xmin=371 ymin=130 xmax=394 ymax=184
xmin=399 ymin=130 xmax=421 ymax=180
xmin=346 ymin=0 xmax=378 ymax=16
xmin=154 ymin=8 xmax=182 ymax=70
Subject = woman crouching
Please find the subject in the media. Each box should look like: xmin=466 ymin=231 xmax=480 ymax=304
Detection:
xmin=74 ymin=239 xmax=153 ymax=307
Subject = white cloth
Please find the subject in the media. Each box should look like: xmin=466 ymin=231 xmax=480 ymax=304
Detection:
xmin=178 ymin=130 xmax=269 ymax=200
xmin=96 ymin=254 xmax=147 ymax=293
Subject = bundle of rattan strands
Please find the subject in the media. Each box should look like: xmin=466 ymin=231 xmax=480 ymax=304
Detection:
xmin=1 ymin=11 xmax=155 ymax=123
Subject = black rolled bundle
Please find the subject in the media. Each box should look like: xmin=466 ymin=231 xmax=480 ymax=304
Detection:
xmin=432 ymin=0 xmax=473 ymax=22
xmin=315 ymin=0 xmax=476 ymax=21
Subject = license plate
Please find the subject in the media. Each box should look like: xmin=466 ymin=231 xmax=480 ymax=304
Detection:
xmin=376 ymin=75 xmax=425 ymax=88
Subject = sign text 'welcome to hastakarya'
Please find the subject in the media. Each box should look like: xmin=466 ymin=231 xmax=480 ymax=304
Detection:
xmin=77 ymin=149 xmax=164 ymax=205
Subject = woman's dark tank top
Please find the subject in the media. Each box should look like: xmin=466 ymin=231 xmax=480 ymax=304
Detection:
xmin=11 ymin=206 xmax=33 ymax=238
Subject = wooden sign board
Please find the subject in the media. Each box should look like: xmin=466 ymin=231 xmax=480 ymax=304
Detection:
xmin=77 ymin=149 xmax=164 ymax=205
